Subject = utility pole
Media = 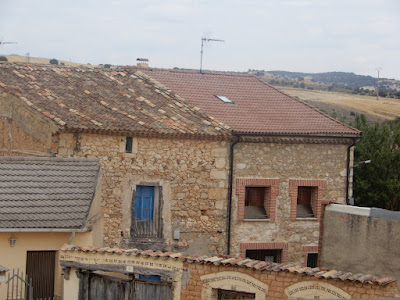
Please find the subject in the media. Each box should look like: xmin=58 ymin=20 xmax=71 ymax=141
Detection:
xmin=376 ymin=67 xmax=382 ymax=101
xmin=200 ymin=37 xmax=224 ymax=74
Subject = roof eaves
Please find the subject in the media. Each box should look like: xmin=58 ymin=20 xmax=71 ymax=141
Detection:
xmin=60 ymin=245 xmax=395 ymax=286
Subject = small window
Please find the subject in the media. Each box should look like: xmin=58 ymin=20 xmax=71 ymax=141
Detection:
xmin=244 ymin=187 xmax=268 ymax=219
xmin=307 ymin=253 xmax=318 ymax=268
xmin=297 ymin=186 xmax=316 ymax=218
xmin=246 ymin=249 xmax=282 ymax=263
xmin=126 ymin=136 xmax=133 ymax=153
xmin=215 ymin=95 xmax=233 ymax=103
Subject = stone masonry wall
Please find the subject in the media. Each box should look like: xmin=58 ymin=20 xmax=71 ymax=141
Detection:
xmin=57 ymin=132 xmax=229 ymax=255
xmin=231 ymin=142 xmax=349 ymax=264
xmin=0 ymin=93 xmax=58 ymax=157
xmin=181 ymin=262 xmax=399 ymax=299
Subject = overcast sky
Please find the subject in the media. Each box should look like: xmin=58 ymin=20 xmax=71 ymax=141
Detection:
xmin=1 ymin=0 xmax=399 ymax=79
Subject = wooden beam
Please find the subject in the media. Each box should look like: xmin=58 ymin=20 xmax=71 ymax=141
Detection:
xmin=60 ymin=261 xmax=175 ymax=278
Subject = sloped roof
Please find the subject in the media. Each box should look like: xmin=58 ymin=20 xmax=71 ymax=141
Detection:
xmin=0 ymin=264 xmax=9 ymax=272
xmin=0 ymin=63 xmax=228 ymax=138
xmin=135 ymin=68 xmax=360 ymax=136
xmin=0 ymin=157 xmax=100 ymax=228
xmin=60 ymin=244 xmax=395 ymax=286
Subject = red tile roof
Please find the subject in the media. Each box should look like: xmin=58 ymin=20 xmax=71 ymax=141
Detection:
xmin=60 ymin=244 xmax=394 ymax=285
xmin=0 ymin=63 xmax=229 ymax=138
xmin=135 ymin=68 xmax=360 ymax=136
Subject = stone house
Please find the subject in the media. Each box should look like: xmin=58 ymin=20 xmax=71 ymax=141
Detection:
xmin=0 ymin=63 xmax=360 ymax=267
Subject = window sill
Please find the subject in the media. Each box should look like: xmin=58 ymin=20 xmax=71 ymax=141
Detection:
xmin=295 ymin=217 xmax=318 ymax=221
xmin=123 ymin=152 xmax=136 ymax=158
xmin=243 ymin=219 xmax=271 ymax=222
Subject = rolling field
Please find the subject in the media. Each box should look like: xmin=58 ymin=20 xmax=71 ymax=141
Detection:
xmin=2 ymin=55 xmax=97 ymax=67
xmin=278 ymin=87 xmax=400 ymax=121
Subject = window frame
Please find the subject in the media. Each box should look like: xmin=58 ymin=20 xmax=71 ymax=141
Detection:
xmin=303 ymin=245 xmax=319 ymax=267
xmin=125 ymin=136 xmax=133 ymax=153
xmin=289 ymin=179 xmax=326 ymax=221
xmin=240 ymin=242 xmax=288 ymax=264
xmin=131 ymin=184 xmax=163 ymax=239
xmin=236 ymin=178 xmax=280 ymax=222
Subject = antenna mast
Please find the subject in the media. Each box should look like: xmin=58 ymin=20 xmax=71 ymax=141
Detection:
xmin=376 ymin=67 xmax=382 ymax=101
xmin=200 ymin=37 xmax=224 ymax=74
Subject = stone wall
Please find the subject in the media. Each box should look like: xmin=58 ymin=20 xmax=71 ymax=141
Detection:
xmin=60 ymin=248 xmax=399 ymax=300
xmin=181 ymin=262 xmax=398 ymax=299
xmin=57 ymin=132 xmax=229 ymax=255
xmin=231 ymin=142 xmax=349 ymax=263
xmin=0 ymin=93 xmax=58 ymax=156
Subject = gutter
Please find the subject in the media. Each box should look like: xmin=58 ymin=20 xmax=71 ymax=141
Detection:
xmin=0 ymin=228 xmax=90 ymax=233
xmin=227 ymin=135 xmax=240 ymax=255
xmin=345 ymin=137 xmax=360 ymax=204
xmin=232 ymin=132 xmax=360 ymax=139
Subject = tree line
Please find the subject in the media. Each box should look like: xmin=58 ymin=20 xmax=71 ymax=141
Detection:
xmin=352 ymin=115 xmax=400 ymax=211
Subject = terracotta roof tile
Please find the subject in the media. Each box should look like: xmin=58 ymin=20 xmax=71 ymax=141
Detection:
xmin=60 ymin=245 xmax=395 ymax=286
xmin=134 ymin=67 xmax=360 ymax=136
xmin=0 ymin=63 xmax=229 ymax=139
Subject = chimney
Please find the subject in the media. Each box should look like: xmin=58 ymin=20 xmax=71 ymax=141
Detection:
xmin=136 ymin=58 xmax=149 ymax=68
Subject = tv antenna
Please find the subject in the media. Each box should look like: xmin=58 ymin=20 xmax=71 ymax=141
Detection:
xmin=376 ymin=67 xmax=382 ymax=101
xmin=0 ymin=40 xmax=18 ymax=53
xmin=200 ymin=37 xmax=224 ymax=73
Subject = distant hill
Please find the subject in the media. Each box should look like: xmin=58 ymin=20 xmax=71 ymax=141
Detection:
xmin=255 ymin=70 xmax=400 ymax=92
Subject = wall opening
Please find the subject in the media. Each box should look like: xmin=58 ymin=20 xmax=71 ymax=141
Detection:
xmin=246 ymin=249 xmax=282 ymax=263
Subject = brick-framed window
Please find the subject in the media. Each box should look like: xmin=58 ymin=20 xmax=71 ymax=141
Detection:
xmin=303 ymin=245 xmax=319 ymax=267
xmin=289 ymin=179 xmax=326 ymax=221
xmin=236 ymin=178 xmax=280 ymax=221
xmin=240 ymin=242 xmax=288 ymax=264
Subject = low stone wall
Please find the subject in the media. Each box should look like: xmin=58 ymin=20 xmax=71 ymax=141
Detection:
xmin=321 ymin=204 xmax=400 ymax=285
xmin=60 ymin=245 xmax=399 ymax=300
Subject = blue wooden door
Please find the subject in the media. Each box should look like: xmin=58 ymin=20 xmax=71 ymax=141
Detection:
xmin=135 ymin=186 xmax=155 ymax=221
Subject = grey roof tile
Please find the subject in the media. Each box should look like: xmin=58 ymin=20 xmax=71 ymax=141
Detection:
xmin=0 ymin=157 xmax=100 ymax=228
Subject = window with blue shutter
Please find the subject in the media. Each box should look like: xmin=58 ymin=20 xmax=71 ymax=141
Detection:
xmin=135 ymin=185 xmax=155 ymax=221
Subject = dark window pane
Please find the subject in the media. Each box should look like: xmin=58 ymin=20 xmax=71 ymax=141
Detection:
xmin=246 ymin=249 xmax=282 ymax=263
xmin=307 ymin=253 xmax=318 ymax=268
xmin=244 ymin=187 xmax=268 ymax=219
xmin=126 ymin=136 xmax=133 ymax=153
xmin=297 ymin=186 xmax=315 ymax=218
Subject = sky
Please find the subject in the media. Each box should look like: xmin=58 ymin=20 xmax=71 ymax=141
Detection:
xmin=1 ymin=0 xmax=399 ymax=79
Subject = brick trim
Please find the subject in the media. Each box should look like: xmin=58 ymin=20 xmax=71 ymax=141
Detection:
xmin=240 ymin=242 xmax=289 ymax=263
xmin=303 ymin=245 xmax=319 ymax=267
xmin=289 ymin=179 xmax=326 ymax=221
xmin=236 ymin=178 xmax=280 ymax=221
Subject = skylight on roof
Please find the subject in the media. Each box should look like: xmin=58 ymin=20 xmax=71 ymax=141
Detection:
xmin=216 ymin=95 xmax=233 ymax=103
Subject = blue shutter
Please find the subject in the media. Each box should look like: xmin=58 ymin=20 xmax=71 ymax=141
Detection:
xmin=139 ymin=275 xmax=161 ymax=281
xmin=135 ymin=186 xmax=155 ymax=221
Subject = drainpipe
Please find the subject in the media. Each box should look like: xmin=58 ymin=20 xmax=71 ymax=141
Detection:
xmin=227 ymin=135 xmax=240 ymax=255
xmin=345 ymin=138 xmax=359 ymax=204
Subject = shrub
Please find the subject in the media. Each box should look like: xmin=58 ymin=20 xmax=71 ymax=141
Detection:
xmin=0 ymin=56 xmax=8 ymax=61
xmin=49 ymin=59 xmax=58 ymax=65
